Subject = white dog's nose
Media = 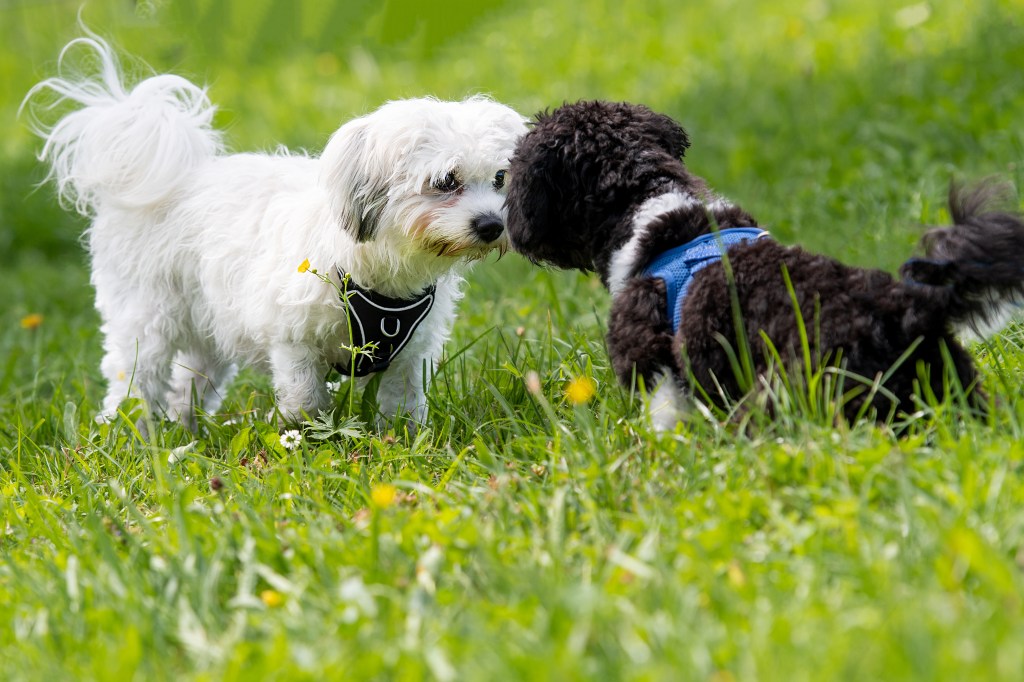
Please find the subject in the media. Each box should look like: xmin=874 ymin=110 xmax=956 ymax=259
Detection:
xmin=471 ymin=214 xmax=505 ymax=242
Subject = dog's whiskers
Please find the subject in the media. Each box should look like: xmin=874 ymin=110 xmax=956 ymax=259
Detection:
xmin=426 ymin=239 xmax=500 ymax=260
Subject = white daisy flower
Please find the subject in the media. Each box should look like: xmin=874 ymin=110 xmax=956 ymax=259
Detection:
xmin=168 ymin=441 xmax=196 ymax=464
xmin=280 ymin=429 xmax=302 ymax=450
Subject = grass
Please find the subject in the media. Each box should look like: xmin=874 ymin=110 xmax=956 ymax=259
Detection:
xmin=2 ymin=0 xmax=1024 ymax=679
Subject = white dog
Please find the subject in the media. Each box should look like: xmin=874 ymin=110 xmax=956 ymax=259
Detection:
xmin=24 ymin=36 xmax=526 ymax=429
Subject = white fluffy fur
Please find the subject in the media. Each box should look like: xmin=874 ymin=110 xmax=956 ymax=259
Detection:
xmin=607 ymin=191 xmax=698 ymax=295
xmin=646 ymin=370 xmax=685 ymax=433
xmin=24 ymin=36 xmax=527 ymax=428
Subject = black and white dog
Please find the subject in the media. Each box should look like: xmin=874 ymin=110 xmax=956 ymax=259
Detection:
xmin=506 ymin=101 xmax=1024 ymax=429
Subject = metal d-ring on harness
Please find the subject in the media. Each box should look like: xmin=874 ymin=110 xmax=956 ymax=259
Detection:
xmin=332 ymin=268 xmax=436 ymax=377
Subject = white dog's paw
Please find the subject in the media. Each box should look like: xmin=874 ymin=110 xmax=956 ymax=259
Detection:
xmin=375 ymin=395 xmax=428 ymax=430
xmin=645 ymin=373 xmax=685 ymax=433
xmin=372 ymin=410 xmax=422 ymax=439
xmin=269 ymin=405 xmax=313 ymax=428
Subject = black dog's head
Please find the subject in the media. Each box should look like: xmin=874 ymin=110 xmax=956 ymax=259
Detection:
xmin=505 ymin=100 xmax=692 ymax=272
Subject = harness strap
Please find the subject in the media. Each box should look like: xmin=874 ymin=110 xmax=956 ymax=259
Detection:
xmin=332 ymin=270 xmax=436 ymax=377
xmin=642 ymin=228 xmax=769 ymax=333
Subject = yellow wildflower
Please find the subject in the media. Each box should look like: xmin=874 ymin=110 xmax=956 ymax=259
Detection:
xmin=727 ymin=561 xmax=746 ymax=588
xmin=371 ymin=483 xmax=397 ymax=509
xmin=564 ymin=376 xmax=596 ymax=404
xmin=297 ymin=258 xmax=311 ymax=273
xmin=20 ymin=313 xmax=43 ymax=330
xmin=260 ymin=589 xmax=284 ymax=608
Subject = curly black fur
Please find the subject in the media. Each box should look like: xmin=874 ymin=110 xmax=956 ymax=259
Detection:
xmin=506 ymin=101 xmax=1024 ymax=424
xmin=607 ymin=277 xmax=678 ymax=384
xmin=507 ymin=101 xmax=709 ymax=280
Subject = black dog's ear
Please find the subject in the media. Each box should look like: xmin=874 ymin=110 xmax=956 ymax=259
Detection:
xmin=505 ymin=123 xmax=596 ymax=271
xmin=604 ymin=101 xmax=691 ymax=160
xmin=645 ymin=110 xmax=691 ymax=159
xmin=506 ymin=139 xmax=560 ymax=254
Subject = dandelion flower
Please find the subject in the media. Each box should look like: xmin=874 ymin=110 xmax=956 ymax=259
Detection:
xmin=297 ymin=258 xmax=311 ymax=273
xmin=260 ymin=589 xmax=284 ymax=608
xmin=280 ymin=429 xmax=302 ymax=450
xmin=371 ymin=483 xmax=397 ymax=509
xmin=565 ymin=376 xmax=596 ymax=404
xmin=727 ymin=561 xmax=746 ymax=588
xmin=20 ymin=313 xmax=43 ymax=330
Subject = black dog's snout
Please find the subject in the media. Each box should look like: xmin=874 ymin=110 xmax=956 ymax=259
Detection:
xmin=471 ymin=214 xmax=505 ymax=243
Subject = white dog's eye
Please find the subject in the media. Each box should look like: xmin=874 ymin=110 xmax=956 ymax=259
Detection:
xmin=433 ymin=171 xmax=462 ymax=194
xmin=493 ymin=169 xmax=507 ymax=190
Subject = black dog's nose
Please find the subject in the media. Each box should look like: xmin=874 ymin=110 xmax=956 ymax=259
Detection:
xmin=471 ymin=214 xmax=505 ymax=243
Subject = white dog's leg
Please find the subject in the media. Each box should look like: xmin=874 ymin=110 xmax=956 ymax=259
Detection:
xmin=165 ymin=350 xmax=237 ymax=429
xmin=375 ymin=354 xmax=430 ymax=427
xmin=269 ymin=343 xmax=331 ymax=423
xmin=646 ymin=371 xmax=684 ymax=432
xmin=373 ymin=277 xmax=461 ymax=429
xmin=96 ymin=321 xmax=174 ymax=423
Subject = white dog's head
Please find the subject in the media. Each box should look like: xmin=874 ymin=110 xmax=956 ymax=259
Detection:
xmin=319 ymin=97 xmax=527 ymax=275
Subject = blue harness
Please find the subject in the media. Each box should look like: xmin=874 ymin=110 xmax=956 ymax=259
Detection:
xmin=642 ymin=227 xmax=769 ymax=333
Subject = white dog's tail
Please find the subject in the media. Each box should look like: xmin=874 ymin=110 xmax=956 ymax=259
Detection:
xmin=22 ymin=35 xmax=222 ymax=216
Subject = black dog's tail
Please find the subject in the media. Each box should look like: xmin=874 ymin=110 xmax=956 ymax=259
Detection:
xmin=900 ymin=180 xmax=1024 ymax=340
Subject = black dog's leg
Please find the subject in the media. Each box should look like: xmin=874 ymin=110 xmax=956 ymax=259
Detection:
xmin=607 ymin=277 xmax=688 ymax=429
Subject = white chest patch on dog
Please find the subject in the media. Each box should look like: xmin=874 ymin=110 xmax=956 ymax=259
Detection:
xmin=608 ymin=191 xmax=698 ymax=295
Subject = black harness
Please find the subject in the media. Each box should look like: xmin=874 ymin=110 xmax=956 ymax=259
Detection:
xmin=332 ymin=270 xmax=436 ymax=377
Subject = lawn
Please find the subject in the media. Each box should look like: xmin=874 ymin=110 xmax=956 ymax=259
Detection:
xmin=2 ymin=0 xmax=1024 ymax=679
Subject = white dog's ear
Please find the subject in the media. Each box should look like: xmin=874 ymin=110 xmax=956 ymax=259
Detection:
xmin=319 ymin=123 xmax=391 ymax=242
